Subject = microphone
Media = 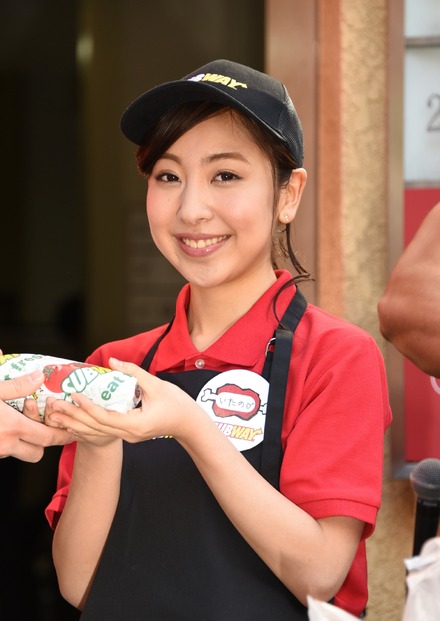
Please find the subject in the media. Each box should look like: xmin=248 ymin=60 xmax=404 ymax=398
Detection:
xmin=410 ymin=458 xmax=440 ymax=556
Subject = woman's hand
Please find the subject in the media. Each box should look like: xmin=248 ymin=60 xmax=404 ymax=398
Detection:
xmin=43 ymin=396 xmax=119 ymax=447
xmin=45 ymin=358 xmax=204 ymax=444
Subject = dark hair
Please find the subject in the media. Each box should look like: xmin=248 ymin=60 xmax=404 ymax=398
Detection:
xmin=136 ymin=101 xmax=311 ymax=283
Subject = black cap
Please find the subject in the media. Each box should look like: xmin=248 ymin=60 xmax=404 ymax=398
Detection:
xmin=120 ymin=59 xmax=304 ymax=166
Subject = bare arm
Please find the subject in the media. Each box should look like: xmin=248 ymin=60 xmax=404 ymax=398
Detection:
xmin=0 ymin=372 xmax=73 ymax=462
xmin=51 ymin=439 xmax=122 ymax=609
xmin=178 ymin=407 xmax=364 ymax=605
xmin=378 ymin=202 xmax=440 ymax=377
xmin=47 ymin=359 xmax=364 ymax=608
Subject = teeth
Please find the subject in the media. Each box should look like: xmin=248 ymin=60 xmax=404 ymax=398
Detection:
xmin=182 ymin=236 xmax=227 ymax=249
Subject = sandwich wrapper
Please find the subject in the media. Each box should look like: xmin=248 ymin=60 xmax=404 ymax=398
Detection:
xmin=0 ymin=353 xmax=141 ymax=416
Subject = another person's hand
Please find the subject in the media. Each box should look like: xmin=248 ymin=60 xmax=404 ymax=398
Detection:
xmin=0 ymin=371 xmax=74 ymax=462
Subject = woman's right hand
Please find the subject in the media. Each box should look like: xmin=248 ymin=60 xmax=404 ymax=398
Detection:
xmin=44 ymin=396 xmax=121 ymax=447
xmin=44 ymin=358 xmax=206 ymax=445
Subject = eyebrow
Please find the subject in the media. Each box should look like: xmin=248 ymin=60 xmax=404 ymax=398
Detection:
xmin=159 ymin=151 xmax=250 ymax=166
xmin=202 ymin=152 xmax=249 ymax=165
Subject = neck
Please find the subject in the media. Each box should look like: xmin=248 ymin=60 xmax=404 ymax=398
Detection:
xmin=187 ymin=270 xmax=277 ymax=351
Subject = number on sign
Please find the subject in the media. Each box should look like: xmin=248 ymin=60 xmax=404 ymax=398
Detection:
xmin=427 ymin=93 xmax=440 ymax=131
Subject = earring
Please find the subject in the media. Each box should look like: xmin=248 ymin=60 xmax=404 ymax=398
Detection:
xmin=283 ymin=214 xmax=289 ymax=222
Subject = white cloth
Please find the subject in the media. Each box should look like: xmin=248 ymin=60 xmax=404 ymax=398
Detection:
xmin=307 ymin=596 xmax=359 ymax=620
xmin=402 ymin=536 xmax=440 ymax=621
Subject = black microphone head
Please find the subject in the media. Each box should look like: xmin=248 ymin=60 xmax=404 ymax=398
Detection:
xmin=410 ymin=458 xmax=440 ymax=502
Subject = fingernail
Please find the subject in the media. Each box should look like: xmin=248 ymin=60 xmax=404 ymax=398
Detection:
xmin=109 ymin=357 xmax=122 ymax=368
xmin=29 ymin=370 xmax=44 ymax=382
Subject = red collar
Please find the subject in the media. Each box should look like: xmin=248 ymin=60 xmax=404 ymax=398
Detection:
xmin=153 ymin=270 xmax=296 ymax=372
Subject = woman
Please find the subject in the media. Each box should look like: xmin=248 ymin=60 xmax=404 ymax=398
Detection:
xmin=45 ymin=59 xmax=391 ymax=619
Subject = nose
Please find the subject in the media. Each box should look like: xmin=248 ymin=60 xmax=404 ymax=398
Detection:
xmin=178 ymin=178 xmax=214 ymax=224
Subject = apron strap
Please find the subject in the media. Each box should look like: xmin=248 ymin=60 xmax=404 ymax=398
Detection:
xmin=260 ymin=287 xmax=307 ymax=489
xmin=141 ymin=320 xmax=174 ymax=372
xmin=280 ymin=288 xmax=308 ymax=333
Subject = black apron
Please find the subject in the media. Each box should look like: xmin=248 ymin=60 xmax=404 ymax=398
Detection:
xmin=81 ymin=289 xmax=309 ymax=620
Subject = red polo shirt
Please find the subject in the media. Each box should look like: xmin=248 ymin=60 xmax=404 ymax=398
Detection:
xmin=46 ymin=270 xmax=391 ymax=616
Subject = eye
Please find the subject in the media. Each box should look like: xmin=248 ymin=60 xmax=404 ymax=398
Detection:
xmin=155 ymin=172 xmax=180 ymax=183
xmin=213 ymin=171 xmax=240 ymax=183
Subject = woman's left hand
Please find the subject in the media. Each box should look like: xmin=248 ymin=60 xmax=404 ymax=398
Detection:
xmin=45 ymin=358 xmax=204 ymax=443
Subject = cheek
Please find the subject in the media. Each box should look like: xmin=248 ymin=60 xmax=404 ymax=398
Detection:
xmin=145 ymin=198 xmax=166 ymax=250
xmin=146 ymin=190 xmax=168 ymax=229
xmin=240 ymin=184 xmax=275 ymax=226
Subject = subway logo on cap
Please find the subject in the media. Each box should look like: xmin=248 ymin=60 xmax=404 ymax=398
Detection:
xmin=188 ymin=73 xmax=248 ymax=90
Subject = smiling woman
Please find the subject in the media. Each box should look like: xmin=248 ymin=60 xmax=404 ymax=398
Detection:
xmin=138 ymin=100 xmax=311 ymax=279
xmin=44 ymin=59 xmax=391 ymax=620
xmin=144 ymin=110 xmax=298 ymax=296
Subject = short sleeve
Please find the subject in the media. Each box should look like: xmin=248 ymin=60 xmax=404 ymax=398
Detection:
xmin=280 ymin=327 xmax=391 ymax=537
xmin=45 ymin=441 xmax=77 ymax=529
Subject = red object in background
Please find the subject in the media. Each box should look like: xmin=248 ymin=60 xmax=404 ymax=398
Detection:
xmin=404 ymin=187 xmax=440 ymax=461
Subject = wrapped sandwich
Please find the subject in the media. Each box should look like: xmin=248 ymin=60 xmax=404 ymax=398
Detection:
xmin=0 ymin=353 xmax=141 ymax=416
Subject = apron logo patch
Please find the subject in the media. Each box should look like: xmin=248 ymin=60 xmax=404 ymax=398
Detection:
xmin=196 ymin=370 xmax=269 ymax=452
xmin=200 ymin=383 xmax=262 ymax=420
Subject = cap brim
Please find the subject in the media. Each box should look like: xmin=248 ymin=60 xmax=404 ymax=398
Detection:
xmin=120 ymin=80 xmax=281 ymax=146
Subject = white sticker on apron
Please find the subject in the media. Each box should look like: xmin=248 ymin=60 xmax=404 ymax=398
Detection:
xmin=196 ymin=370 xmax=269 ymax=451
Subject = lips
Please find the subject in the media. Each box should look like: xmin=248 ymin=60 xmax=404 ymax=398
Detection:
xmin=181 ymin=235 xmax=228 ymax=249
xmin=176 ymin=234 xmax=230 ymax=256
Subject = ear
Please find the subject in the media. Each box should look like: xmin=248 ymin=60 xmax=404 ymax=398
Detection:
xmin=276 ymin=168 xmax=307 ymax=225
